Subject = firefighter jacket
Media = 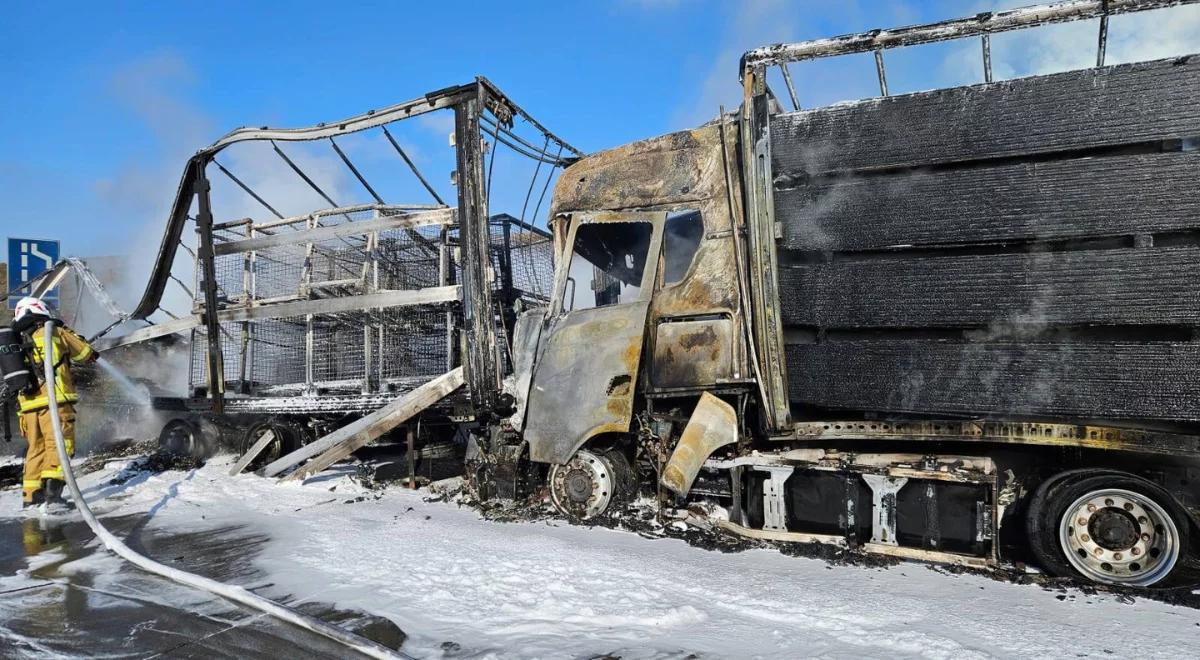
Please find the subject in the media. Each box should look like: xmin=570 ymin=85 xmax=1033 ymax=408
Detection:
xmin=17 ymin=324 xmax=95 ymax=413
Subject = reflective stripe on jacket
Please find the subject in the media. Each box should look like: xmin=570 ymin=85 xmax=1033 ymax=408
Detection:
xmin=17 ymin=325 xmax=94 ymax=413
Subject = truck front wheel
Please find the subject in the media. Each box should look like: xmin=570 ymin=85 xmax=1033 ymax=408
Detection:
xmin=548 ymin=448 xmax=633 ymax=520
xmin=1026 ymin=470 xmax=1190 ymax=587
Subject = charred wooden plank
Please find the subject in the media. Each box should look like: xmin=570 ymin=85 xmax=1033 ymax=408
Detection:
xmin=229 ymin=430 xmax=275 ymax=476
xmin=776 ymin=151 xmax=1200 ymax=251
xmin=771 ymin=56 xmax=1200 ymax=176
xmin=785 ymin=341 xmax=1200 ymax=422
xmin=284 ymin=367 xmax=466 ymax=481
xmin=779 ymin=246 xmax=1200 ymax=328
xmin=261 ymin=367 xmax=464 ymax=478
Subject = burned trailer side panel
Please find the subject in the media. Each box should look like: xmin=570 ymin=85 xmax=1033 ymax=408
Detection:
xmin=768 ymin=54 xmax=1200 ymax=427
xmin=779 ymin=247 xmax=1200 ymax=329
xmin=788 ymin=341 xmax=1200 ymax=423
xmin=771 ymin=56 xmax=1200 ymax=176
xmin=775 ymin=151 xmax=1200 ymax=252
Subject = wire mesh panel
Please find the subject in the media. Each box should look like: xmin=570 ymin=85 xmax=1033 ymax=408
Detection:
xmin=491 ymin=215 xmax=554 ymax=306
xmin=481 ymin=215 xmax=555 ymax=376
xmin=189 ymin=321 xmax=245 ymax=390
xmin=378 ymin=307 xmax=453 ymax=382
xmin=249 ymin=316 xmax=307 ymax=390
xmin=311 ymin=312 xmax=368 ymax=389
xmin=211 ymin=225 xmax=251 ymax=303
xmin=191 ymin=205 xmax=465 ymax=395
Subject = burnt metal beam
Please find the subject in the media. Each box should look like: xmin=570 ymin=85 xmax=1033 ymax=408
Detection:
xmin=213 ymin=208 xmax=455 ymax=256
xmin=329 ymin=137 xmax=384 ymax=204
xmin=94 ymin=285 xmax=462 ymax=351
xmin=381 ymin=125 xmax=447 ymax=206
xmin=1097 ymin=1 xmax=1111 ymax=66
xmin=272 ymin=141 xmax=341 ymax=209
xmin=193 ymin=165 xmax=225 ymax=413
xmin=739 ymin=70 xmax=791 ymax=431
xmin=873 ymin=49 xmax=889 ymax=96
xmin=456 ymin=85 xmax=501 ymax=412
xmin=742 ymin=0 xmax=1199 ymax=70
xmin=778 ymin=64 xmax=801 ymax=111
xmin=213 ymin=159 xmax=284 ymax=219
xmin=520 ymin=136 xmax=551 ymax=222
xmin=531 ymin=143 xmax=565 ymax=226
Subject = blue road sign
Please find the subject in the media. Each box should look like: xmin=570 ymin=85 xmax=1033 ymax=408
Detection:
xmin=7 ymin=238 xmax=60 ymax=309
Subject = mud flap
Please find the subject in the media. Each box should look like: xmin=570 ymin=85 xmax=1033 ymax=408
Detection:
xmin=661 ymin=392 xmax=737 ymax=496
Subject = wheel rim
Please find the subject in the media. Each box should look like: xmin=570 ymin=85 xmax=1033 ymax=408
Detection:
xmin=162 ymin=421 xmax=197 ymax=456
xmin=1058 ymin=487 xmax=1180 ymax=586
xmin=548 ymin=450 xmax=614 ymax=520
xmin=247 ymin=425 xmax=283 ymax=464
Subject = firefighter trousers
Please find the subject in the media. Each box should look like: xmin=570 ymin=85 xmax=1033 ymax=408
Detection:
xmin=21 ymin=405 xmax=75 ymax=504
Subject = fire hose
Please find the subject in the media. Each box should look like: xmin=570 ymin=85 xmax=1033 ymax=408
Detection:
xmin=41 ymin=320 xmax=407 ymax=659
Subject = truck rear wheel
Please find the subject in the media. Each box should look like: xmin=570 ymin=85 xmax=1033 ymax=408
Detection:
xmin=239 ymin=421 xmax=295 ymax=471
xmin=549 ymin=448 xmax=633 ymax=520
xmin=158 ymin=418 xmax=201 ymax=458
xmin=1026 ymin=471 xmax=1190 ymax=587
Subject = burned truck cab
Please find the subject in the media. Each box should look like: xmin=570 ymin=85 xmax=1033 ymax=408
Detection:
xmin=499 ymin=120 xmax=753 ymax=517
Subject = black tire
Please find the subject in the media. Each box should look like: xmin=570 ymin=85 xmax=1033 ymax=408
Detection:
xmin=601 ymin=448 xmax=637 ymax=509
xmin=1026 ymin=470 xmax=1192 ymax=587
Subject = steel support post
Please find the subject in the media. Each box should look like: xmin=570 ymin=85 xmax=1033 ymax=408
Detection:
xmin=740 ymin=68 xmax=791 ymax=430
xmin=194 ymin=165 xmax=225 ymax=413
xmin=455 ymin=82 xmax=501 ymax=413
xmin=862 ymin=474 xmax=909 ymax=546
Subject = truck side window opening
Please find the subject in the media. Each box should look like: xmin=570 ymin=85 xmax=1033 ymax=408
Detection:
xmin=662 ymin=211 xmax=703 ymax=287
xmin=565 ymin=221 xmax=653 ymax=311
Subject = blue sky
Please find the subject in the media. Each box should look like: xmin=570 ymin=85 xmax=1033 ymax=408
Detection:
xmin=3 ymin=0 xmax=1199 ymax=277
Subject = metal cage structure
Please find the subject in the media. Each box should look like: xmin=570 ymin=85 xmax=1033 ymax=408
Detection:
xmin=187 ymin=208 xmax=554 ymax=409
xmin=112 ymin=78 xmax=578 ymax=415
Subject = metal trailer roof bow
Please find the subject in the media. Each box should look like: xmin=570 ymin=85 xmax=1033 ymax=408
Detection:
xmin=741 ymin=0 xmax=1200 ymax=105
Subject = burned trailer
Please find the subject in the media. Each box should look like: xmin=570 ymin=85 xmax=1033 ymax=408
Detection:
xmin=483 ymin=0 xmax=1200 ymax=587
xmin=95 ymin=78 xmax=576 ymax=475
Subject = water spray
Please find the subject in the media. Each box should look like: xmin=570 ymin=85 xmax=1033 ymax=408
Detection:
xmin=94 ymin=356 xmax=152 ymax=406
xmin=42 ymin=321 xmax=408 ymax=659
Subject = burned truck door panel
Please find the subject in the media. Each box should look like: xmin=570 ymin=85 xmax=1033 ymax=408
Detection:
xmin=650 ymin=211 xmax=737 ymax=389
xmin=524 ymin=211 xmax=666 ymax=464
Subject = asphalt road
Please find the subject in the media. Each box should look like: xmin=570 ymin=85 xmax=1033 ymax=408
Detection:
xmin=0 ymin=512 xmax=405 ymax=658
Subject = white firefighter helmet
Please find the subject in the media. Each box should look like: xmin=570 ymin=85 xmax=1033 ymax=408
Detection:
xmin=13 ymin=296 xmax=53 ymax=323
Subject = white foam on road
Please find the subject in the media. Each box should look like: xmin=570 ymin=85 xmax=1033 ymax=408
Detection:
xmin=3 ymin=458 xmax=1198 ymax=658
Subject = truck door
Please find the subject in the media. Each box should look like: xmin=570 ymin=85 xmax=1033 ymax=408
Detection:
xmin=524 ymin=211 xmax=665 ymax=464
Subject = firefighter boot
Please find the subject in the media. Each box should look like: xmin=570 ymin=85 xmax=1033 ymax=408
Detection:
xmin=42 ymin=478 xmax=71 ymax=513
xmin=22 ymin=489 xmax=45 ymax=509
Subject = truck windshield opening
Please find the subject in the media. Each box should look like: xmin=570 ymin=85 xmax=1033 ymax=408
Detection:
xmin=565 ymin=221 xmax=652 ymax=311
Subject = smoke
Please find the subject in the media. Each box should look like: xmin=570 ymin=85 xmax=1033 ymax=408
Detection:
xmin=76 ymin=340 xmax=192 ymax=452
xmin=88 ymin=52 xmax=215 ymax=320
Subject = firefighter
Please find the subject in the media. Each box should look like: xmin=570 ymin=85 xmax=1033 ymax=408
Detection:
xmin=12 ymin=296 xmax=97 ymax=511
